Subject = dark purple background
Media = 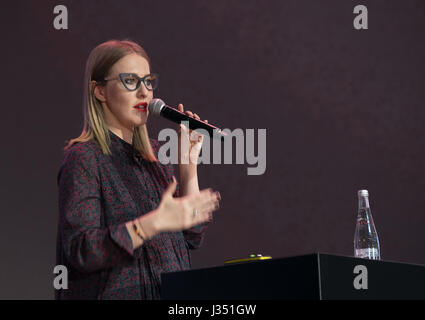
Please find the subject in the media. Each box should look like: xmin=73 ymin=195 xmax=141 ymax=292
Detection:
xmin=1 ymin=0 xmax=425 ymax=299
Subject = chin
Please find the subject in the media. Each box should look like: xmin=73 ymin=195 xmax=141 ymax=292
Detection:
xmin=132 ymin=114 xmax=148 ymax=126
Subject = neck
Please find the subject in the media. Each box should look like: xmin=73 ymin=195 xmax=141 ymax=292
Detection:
xmin=108 ymin=125 xmax=134 ymax=145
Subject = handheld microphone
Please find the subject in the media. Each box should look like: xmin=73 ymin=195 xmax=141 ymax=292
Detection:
xmin=148 ymin=98 xmax=227 ymax=138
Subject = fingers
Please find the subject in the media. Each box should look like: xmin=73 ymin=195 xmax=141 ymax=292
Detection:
xmin=188 ymin=190 xmax=221 ymax=221
xmin=187 ymin=112 xmax=202 ymax=122
xmin=199 ymin=199 xmax=219 ymax=217
xmin=159 ymin=186 xmax=220 ymax=231
xmin=200 ymin=190 xmax=220 ymax=208
xmin=178 ymin=103 xmax=208 ymax=123
xmin=177 ymin=104 xmax=208 ymax=145
xmin=178 ymin=103 xmax=198 ymax=120
xmin=189 ymin=190 xmax=220 ymax=207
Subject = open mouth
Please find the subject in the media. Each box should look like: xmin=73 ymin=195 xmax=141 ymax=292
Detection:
xmin=134 ymin=102 xmax=148 ymax=112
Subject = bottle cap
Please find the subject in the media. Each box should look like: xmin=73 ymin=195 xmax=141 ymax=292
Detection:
xmin=358 ymin=189 xmax=369 ymax=197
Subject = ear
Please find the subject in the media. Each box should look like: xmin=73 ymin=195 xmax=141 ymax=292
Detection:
xmin=91 ymin=80 xmax=107 ymax=103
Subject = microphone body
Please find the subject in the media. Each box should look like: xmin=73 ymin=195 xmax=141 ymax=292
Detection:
xmin=149 ymin=98 xmax=226 ymax=138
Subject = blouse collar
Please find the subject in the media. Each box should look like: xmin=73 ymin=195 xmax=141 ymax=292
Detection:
xmin=108 ymin=130 xmax=142 ymax=162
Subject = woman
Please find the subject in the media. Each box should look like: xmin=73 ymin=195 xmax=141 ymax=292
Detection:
xmin=56 ymin=39 xmax=221 ymax=299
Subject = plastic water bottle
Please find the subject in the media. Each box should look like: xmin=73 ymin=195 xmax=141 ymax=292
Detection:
xmin=354 ymin=190 xmax=381 ymax=260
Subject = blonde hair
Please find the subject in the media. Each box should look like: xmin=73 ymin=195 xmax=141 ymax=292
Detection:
xmin=64 ymin=39 xmax=157 ymax=162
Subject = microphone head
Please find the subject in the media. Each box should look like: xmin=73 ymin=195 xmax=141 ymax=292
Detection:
xmin=148 ymin=98 xmax=165 ymax=116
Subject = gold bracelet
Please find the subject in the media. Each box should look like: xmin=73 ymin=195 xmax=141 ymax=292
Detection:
xmin=133 ymin=221 xmax=146 ymax=241
xmin=138 ymin=221 xmax=149 ymax=240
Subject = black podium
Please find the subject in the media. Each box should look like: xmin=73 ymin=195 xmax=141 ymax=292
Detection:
xmin=161 ymin=253 xmax=425 ymax=299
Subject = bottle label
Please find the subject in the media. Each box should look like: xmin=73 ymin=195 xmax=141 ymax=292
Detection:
xmin=355 ymin=248 xmax=380 ymax=260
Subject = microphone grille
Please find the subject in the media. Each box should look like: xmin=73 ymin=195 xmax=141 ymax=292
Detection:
xmin=148 ymin=98 xmax=165 ymax=116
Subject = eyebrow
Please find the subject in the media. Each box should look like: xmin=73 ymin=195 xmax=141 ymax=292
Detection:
xmin=124 ymin=72 xmax=151 ymax=77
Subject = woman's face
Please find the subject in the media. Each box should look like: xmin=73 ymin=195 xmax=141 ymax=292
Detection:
xmin=98 ymin=53 xmax=153 ymax=133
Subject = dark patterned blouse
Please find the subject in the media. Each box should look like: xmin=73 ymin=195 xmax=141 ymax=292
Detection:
xmin=55 ymin=130 xmax=207 ymax=300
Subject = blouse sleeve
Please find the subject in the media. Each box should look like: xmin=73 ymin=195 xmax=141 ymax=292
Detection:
xmin=183 ymin=223 xmax=209 ymax=249
xmin=57 ymin=145 xmax=136 ymax=273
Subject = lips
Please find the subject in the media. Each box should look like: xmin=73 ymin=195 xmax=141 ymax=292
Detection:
xmin=134 ymin=102 xmax=148 ymax=112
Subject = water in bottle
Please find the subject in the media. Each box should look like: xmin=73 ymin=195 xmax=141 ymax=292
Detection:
xmin=354 ymin=190 xmax=381 ymax=260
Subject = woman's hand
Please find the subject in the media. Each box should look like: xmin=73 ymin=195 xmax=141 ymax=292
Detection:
xmin=177 ymin=103 xmax=208 ymax=167
xmin=154 ymin=177 xmax=220 ymax=232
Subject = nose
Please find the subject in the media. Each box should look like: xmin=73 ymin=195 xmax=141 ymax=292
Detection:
xmin=136 ymin=82 xmax=149 ymax=98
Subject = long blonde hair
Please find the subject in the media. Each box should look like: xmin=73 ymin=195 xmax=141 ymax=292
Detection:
xmin=64 ymin=39 xmax=157 ymax=162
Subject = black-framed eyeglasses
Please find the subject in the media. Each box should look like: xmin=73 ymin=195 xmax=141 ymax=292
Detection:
xmin=102 ymin=73 xmax=159 ymax=91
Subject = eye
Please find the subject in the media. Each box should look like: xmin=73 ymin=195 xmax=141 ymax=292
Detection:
xmin=124 ymin=75 xmax=137 ymax=84
xmin=145 ymin=75 xmax=157 ymax=86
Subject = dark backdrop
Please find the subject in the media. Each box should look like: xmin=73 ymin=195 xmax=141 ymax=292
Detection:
xmin=1 ymin=0 xmax=425 ymax=299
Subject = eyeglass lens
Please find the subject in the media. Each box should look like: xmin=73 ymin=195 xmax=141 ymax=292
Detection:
xmin=122 ymin=74 xmax=158 ymax=91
